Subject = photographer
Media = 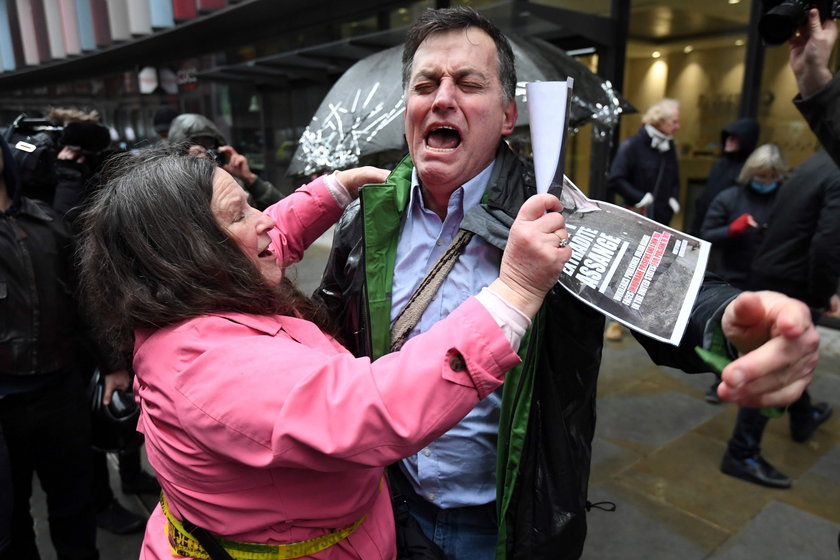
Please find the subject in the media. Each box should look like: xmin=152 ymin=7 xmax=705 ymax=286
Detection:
xmin=167 ymin=113 xmax=284 ymax=210
xmin=51 ymin=117 xmax=113 ymax=225
xmin=788 ymin=8 xmax=840 ymax=165
xmin=45 ymin=108 xmax=158 ymax=535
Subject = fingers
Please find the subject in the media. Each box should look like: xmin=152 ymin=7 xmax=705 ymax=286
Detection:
xmin=719 ymin=294 xmax=819 ymax=407
xmin=102 ymin=370 xmax=131 ymax=405
xmin=722 ymin=291 xmax=811 ymax=352
xmin=335 ymin=166 xmax=390 ymax=195
xmin=808 ymin=7 xmax=822 ymax=33
xmin=516 ymin=194 xmax=567 ymax=250
xmin=517 ymin=193 xmax=562 ymax=220
xmin=497 ymin=195 xmax=572 ymax=316
xmin=719 ymin=375 xmax=812 ymax=408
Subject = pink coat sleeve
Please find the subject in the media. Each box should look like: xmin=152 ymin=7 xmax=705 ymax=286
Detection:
xmin=134 ymin=298 xmax=520 ymax=474
xmin=262 ymin=175 xmax=344 ymax=267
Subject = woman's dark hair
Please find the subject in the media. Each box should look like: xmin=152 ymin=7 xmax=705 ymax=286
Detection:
xmin=401 ymin=6 xmax=517 ymax=103
xmin=79 ymin=149 xmax=330 ymax=354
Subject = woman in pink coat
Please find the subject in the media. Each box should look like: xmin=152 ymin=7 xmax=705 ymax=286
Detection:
xmin=77 ymin=151 xmax=571 ymax=559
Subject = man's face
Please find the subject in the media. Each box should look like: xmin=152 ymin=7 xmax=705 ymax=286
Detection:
xmin=404 ymin=27 xmax=517 ymax=197
xmin=656 ymin=109 xmax=680 ymax=136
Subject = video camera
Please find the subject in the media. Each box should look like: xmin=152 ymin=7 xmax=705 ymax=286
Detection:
xmin=3 ymin=114 xmax=65 ymax=200
xmin=759 ymin=0 xmax=840 ymax=45
xmin=3 ymin=113 xmax=112 ymax=202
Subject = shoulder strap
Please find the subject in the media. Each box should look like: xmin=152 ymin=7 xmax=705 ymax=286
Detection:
xmin=389 ymin=229 xmax=474 ymax=352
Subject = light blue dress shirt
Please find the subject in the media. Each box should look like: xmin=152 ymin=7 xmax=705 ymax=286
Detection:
xmin=391 ymin=162 xmax=503 ymax=508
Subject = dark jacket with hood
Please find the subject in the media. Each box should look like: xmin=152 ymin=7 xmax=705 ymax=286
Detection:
xmin=608 ymin=126 xmax=680 ymax=226
xmin=750 ymin=149 xmax=840 ymax=312
xmin=698 ymin=180 xmax=778 ymax=290
xmin=167 ymin=113 xmax=283 ymax=210
xmin=315 ymin=142 xmax=739 ymax=559
xmin=0 ymin=135 xmax=79 ymax=385
xmin=690 ymin=118 xmax=760 ymax=236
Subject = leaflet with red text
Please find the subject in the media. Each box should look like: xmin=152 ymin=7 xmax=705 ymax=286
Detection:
xmin=556 ymin=177 xmax=710 ymax=345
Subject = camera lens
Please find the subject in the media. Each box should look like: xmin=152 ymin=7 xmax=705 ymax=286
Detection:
xmin=758 ymin=1 xmax=810 ymax=45
xmin=204 ymin=147 xmax=228 ymax=167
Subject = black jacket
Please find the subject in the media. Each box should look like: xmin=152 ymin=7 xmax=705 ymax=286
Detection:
xmin=0 ymin=137 xmax=78 ymax=377
xmin=699 ymin=182 xmax=778 ymax=289
xmin=608 ymin=126 xmax=680 ymax=225
xmin=795 ymin=73 xmax=840 ymax=169
xmin=690 ymin=118 xmax=760 ymax=235
xmin=316 ymin=143 xmax=739 ymax=558
xmin=750 ymin=150 xmax=840 ymax=310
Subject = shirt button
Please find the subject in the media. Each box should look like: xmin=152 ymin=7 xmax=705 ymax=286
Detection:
xmin=449 ymin=353 xmax=466 ymax=371
xmin=427 ymin=493 xmax=436 ymax=501
xmin=436 ymin=239 xmax=443 ymax=246
xmin=423 ymin=448 xmax=431 ymax=457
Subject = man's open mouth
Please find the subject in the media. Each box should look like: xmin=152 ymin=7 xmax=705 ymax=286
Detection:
xmin=426 ymin=126 xmax=461 ymax=152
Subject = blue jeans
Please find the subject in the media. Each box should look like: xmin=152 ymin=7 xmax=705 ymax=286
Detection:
xmin=391 ymin=467 xmax=497 ymax=560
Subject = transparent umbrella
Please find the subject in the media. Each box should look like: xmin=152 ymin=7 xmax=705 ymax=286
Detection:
xmin=289 ymin=34 xmax=635 ymax=177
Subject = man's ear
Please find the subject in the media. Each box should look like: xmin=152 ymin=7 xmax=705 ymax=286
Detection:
xmin=501 ymin=99 xmax=517 ymax=136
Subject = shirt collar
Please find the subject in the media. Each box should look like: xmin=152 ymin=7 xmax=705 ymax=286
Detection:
xmin=409 ymin=161 xmax=496 ymax=216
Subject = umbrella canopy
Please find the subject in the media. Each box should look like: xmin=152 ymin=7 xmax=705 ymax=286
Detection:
xmin=289 ymin=34 xmax=635 ymax=177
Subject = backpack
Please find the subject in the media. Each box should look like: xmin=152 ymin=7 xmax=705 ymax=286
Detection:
xmin=3 ymin=114 xmax=64 ymax=203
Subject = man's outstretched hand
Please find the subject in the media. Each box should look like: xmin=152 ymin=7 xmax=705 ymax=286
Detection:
xmin=717 ymin=291 xmax=818 ymax=407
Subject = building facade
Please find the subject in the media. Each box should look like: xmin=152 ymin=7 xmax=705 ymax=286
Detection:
xmin=0 ymin=0 xmax=833 ymax=228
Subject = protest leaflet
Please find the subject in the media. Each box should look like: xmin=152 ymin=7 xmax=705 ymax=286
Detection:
xmin=527 ymin=80 xmax=709 ymax=345
xmin=556 ymin=177 xmax=709 ymax=344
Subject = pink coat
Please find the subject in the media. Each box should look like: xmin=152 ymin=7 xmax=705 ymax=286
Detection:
xmin=135 ymin=178 xmax=520 ymax=559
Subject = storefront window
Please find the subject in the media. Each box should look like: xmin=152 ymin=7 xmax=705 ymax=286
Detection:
xmin=389 ymin=1 xmax=434 ymax=28
xmin=529 ymin=0 xmax=611 ymax=17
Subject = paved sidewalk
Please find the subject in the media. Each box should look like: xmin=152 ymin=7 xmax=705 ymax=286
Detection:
xmin=583 ymin=325 xmax=840 ymax=559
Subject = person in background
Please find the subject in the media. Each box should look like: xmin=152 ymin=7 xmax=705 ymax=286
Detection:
xmin=315 ymin=7 xmax=818 ymax=559
xmin=152 ymin=105 xmax=179 ymax=142
xmin=46 ymin=107 xmax=158 ymax=535
xmin=0 ymin=426 xmax=10 ymax=554
xmin=50 ymin=108 xmax=114 ymax=224
xmin=690 ymin=118 xmax=760 ymax=237
xmin=719 ymin=147 xmax=838 ymax=490
xmin=789 ymin=8 xmax=840 ymax=166
xmin=698 ymin=143 xmax=787 ymax=404
xmin=167 ymin=113 xmax=283 ymax=210
xmin=606 ymin=98 xmax=682 ymax=341
xmin=77 ymin=149 xmax=570 ymax=560
xmin=787 ymin=9 xmax=840 ymax=552
xmin=0 ymin=134 xmax=104 ymax=560
xmin=609 ymin=98 xmax=682 ymax=226
xmin=699 ymin=144 xmax=788 ymax=291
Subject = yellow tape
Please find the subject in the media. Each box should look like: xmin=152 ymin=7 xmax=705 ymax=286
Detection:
xmin=160 ymin=493 xmax=367 ymax=560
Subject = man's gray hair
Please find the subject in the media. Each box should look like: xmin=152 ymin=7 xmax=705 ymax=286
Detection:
xmin=401 ymin=6 xmax=517 ymax=103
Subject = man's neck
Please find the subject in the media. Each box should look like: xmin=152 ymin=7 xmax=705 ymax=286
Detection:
xmin=420 ymin=184 xmax=457 ymax=220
